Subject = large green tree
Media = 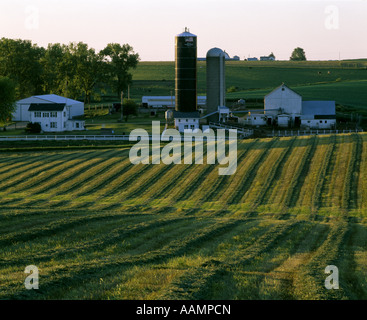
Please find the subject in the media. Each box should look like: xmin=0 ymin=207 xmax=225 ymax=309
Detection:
xmin=39 ymin=43 xmax=65 ymax=94
xmin=0 ymin=76 xmax=16 ymax=127
xmin=0 ymin=38 xmax=44 ymax=98
xmin=290 ymin=47 xmax=307 ymax=61
xmin=100 ymin=43 xmax=139 ymax=98
xmin=66 ymin=42 xmax=105 ymax=103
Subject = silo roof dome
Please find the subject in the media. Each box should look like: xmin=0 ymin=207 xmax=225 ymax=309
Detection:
xmin=206 ymin=47 xmax=225 ymax=58
xmin=177 ymin=27 xmax=196 ymax=37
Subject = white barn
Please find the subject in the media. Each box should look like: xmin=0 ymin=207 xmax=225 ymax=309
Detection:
xmin=13 ymin=94 xmax=84 ymax=122
xmin=29 ymin=103 xmax=85 ymax=132
xmin=173 ymin=111 xmax=200 ymax=133
xmin=265 ymin=84 xmax=302 ymax=124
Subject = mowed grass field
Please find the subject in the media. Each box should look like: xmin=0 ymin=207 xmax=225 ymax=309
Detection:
xmin=1 ymin=132 xmax=367 ymax=300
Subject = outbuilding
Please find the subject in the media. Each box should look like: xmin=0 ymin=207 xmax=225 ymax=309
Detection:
xmin=173 ymin=111 xmax=200 ymax=132
xmin=301 ymin=101 xmax=336 ymax=129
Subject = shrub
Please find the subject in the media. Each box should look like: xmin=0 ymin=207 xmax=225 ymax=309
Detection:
xmin=25 ymin=122 xmax=41 ymax=133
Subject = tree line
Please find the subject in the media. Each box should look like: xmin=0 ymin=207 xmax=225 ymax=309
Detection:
xmin=0 ymin=38 xmax=140 ymax=103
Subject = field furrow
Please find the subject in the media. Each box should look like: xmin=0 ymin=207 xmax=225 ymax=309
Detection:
xmin=226 ymin=138 xmax=279 ymax=205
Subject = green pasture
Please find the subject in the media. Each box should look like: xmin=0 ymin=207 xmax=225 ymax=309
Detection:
xmin=130 ymin=60 xmax=367 ymax=110
xmin=0 ymin=133 xmax=367 ymax=299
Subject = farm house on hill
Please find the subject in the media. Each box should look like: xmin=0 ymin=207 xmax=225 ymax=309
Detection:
xmin=12 ymin=94 xmax=84 ymax=122
xmin=246 ymin=84 xmax=336 ymax=129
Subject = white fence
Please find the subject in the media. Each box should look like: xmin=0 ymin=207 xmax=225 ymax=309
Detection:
xmin=208 ymin=122 xmax=254 ymax=138
xmin=0 ymin=135 xmax=131 ymax=141
xmin=267 ymin=128 xmax=364 ymax=137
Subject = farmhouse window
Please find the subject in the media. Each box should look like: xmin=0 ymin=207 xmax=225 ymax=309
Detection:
xmin=50 ymin=122 xmax=57 ymax=128
xmin=43 ymin=112 xmax=49 ymax=118
xmin=76 ymin=123 xmax=80 ymax=128
xmin=50 ymin=112 xmax=57 ymax=118
xmin=35 ymin=112 xmax=41 ymax=118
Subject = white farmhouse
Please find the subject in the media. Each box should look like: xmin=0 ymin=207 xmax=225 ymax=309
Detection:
xmin=173 ymin=111 xmax=200 ymax=133
xmin=29 ymin=103 xmax=85 ymax=132
xmin=13 ymin=94 xmax=84 ymax=122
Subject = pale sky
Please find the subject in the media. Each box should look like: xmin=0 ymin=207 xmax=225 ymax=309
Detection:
xmin=1 ymin=0 xmax=366 ymax=61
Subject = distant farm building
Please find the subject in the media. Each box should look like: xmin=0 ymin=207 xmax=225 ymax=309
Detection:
xmin=260 ymin=55 xmax=275 ymax=61
xmin=142 ymin=96 xmax=206 ymax=109
xmin=245 ymin=84 xmax=336 ymax=129
xmin=247 ymin=57 xmax=258 ymax=61
xmin=13 ymin=94 xmax=84 ymax=122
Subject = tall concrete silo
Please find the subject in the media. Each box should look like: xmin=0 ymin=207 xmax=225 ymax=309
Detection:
xmin=206 ymin=47 xmax=226 ymax=122
xmin=175 ymin=28 xmax=197 ymax=112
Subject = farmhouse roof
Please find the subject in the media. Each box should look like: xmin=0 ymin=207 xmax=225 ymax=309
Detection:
xmin=17 ymin=94 xmax=83 ymax=106
xmin=28 ymin=103 xmax=66 ymax=112
xmin=302 ymin=101 xmax=336 ymax=116
xmin=173 ymin=111 xmax=200 ymax=119
xmin=265 ymin=83 xmax=302 ymax=98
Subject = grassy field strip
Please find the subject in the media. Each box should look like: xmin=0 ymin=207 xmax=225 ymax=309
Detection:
xmin=0 ymin=211 xmax=146 ymax=246
xmin=292 ymin=221 xmax=348 ymax=299
xmin=0 ymin=152 xmax=51 ymax=175
xmin=281 ymin=136 xmax=319 ymax=210
xmin=116 ymin=164 xmax=178 ymax=203
xmin=0 ymin=150 xmax=96 ymax=193
xmin=294 ymin=136 xmax=335 ymax=213
xmin=0 ymin=216 xmax=195 ymax=270
xmin=10 ymin=149 xmax=119 ymax=196
xmin=0 ymin=150 xmax=107 ymax=208
xmin=181 ymin=141 xmax=254 ymax=210
xmin=0 ymin=151 xmax=74 ymax=190
xmin=224 ymin=138 xmax=279 ymax=208
xmin=342 ymin=223 xmax=367 ymax=299
xmin=341 ymin=134 xmax=363 ymax=211
xmin=326 ymin=135 xmax=354 ymax=211
xmin=1 ymin=218 xmax=241 ymax=299
xmin=169 ymin=164 xmax=216 ymax=205
xmin=190 ymin=140 xmax=258 ymax=207
xmin=143 ymin=163 xmax=196 ymax=204
xmin=64 ymin=156 xmax=133 ymax=199
xmin=267 ymin=137 xmax=318 ymax=212
xmin=220 ymin=222 xmax=313 ymax=300
xmin=250 ymin=137 xmax=299 ymax=210
xmin=357 ymin=134 xmax=367 ymax=211
xmin=160 ymin=219 xmax=276 ymax=299
xmin=257 ymin=222 xmax=329 ymax=299
xmin=162 ymin=220 xmax=300 ymax=299
xmin=27 ymin=149 xmax=124 ymax=198
xmin=264 ymin=136 xmax=316 ymax=211
xmin=53 ymin=150 xmax=128 ymax=196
